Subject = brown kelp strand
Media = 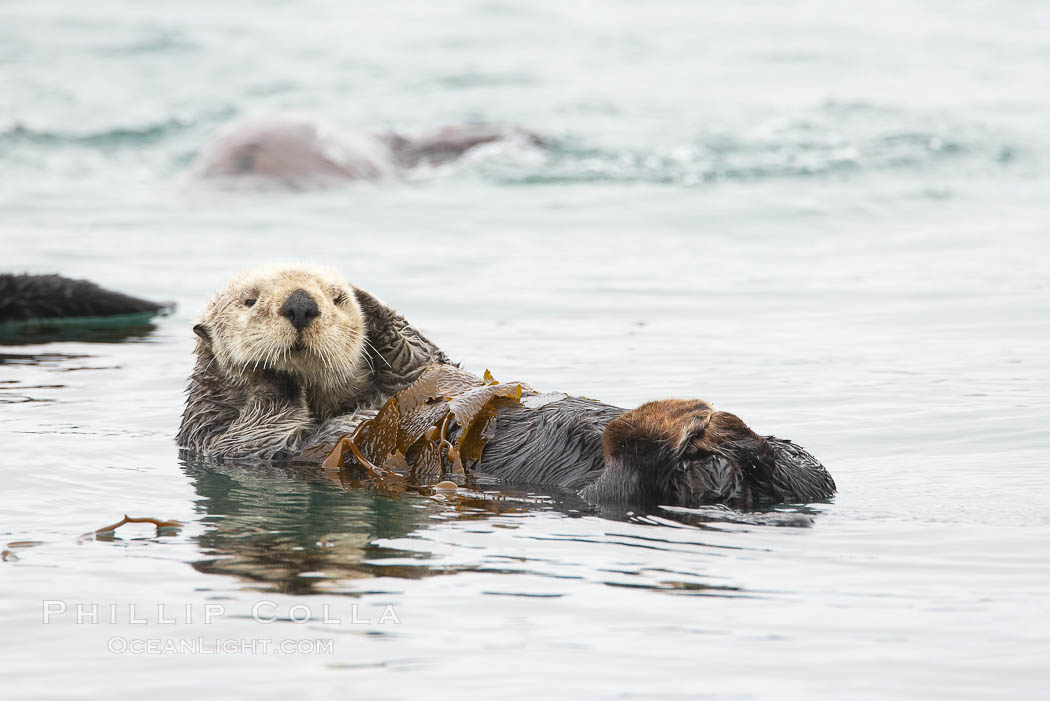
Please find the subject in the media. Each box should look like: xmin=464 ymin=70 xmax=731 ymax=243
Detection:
xmin=316 ymin=365 xmax=533 ymax=488
xmin=83 ymin=515 xmax=183 ymax=540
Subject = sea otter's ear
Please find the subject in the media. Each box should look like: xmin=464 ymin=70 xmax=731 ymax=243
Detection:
xmin=193 ymin=324 xmax=211 ymax=344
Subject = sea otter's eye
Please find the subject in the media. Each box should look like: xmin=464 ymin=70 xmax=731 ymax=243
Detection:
xmin=244 ymin=298 xmax=256 ymax=307
xmin=333 ymin=291 xmax=347 ymax=306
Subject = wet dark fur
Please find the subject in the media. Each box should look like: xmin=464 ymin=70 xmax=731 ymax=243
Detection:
xmin=349 ymin=289 xmax=454 ymax=404
xmin=448 ymin=393 xmax=835 ymax=509
xmin=0 ymin=273 xmax=168 ymax=322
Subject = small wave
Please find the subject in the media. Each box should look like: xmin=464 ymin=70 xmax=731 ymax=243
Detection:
xmin=437 ymin=103 xmax=1023 ymax=185
xmin=0 ymin=102 xmax=1026 ymax=189
xmin=434 ymin=70 xmax=538 ymax=89
xmin=454 ymin=131 xmax=1003 ymax=186
xmin=98 ymin=31 xmax=199 ymax=57
xmin=0 ymin=118 xmax=196 ymax=150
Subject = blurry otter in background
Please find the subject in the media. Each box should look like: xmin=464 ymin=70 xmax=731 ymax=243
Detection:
xmin=194 ymin=113 xmax=545 ymax=187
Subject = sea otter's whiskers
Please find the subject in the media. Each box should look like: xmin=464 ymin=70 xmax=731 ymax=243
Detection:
xmin=363 ymin=338 xmax=390 ymax=369
xmin=318 ymin=344 xmax=335 ymax=375
xmin=318 ymin=340 xmax=336 ymax=373
xmin=358 ymin=341 xmax=377 ymax=375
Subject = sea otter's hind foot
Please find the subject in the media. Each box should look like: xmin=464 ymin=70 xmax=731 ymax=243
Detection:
xmin=585 ymin=399 xmax=757 ymax=507
xmin=601 ymin=399 xmax=716 ymax=466
xmin=591 ymin=398 xmax=835 ymax=508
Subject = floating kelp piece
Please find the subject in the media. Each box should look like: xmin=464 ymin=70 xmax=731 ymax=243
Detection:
xmin=319 ymin=433 xmax=408 ymax=494
xmin=4 ymin=519 xmax=182 ymax=561
xmin=446 ymin=379 xmax=528 ymax=469
xmin=350 ymin=395 xmax=403 ymax=465
xmin=82 ymin=515 xmax=182 ymax=541
xmin=325 ymin=364 xmax=531 ymax=485
xmin=394 ymin=364 xmax=486 ymax=413
xmin=1 ymin=540 xmax=44 ymax=562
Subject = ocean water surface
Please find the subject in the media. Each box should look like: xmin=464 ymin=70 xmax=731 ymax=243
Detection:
xmin=1 ymin=1 xmax=1049 ymax=698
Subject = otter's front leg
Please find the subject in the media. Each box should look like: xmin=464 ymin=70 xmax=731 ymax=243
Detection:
xmin=208 ymin=372 xmax=316 ymax=460
xmin=351 ymin=287 xmax=452 ymax=400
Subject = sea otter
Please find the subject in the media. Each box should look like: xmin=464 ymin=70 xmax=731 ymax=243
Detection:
xmin=194 ymin=113 xmax=544 ymax=187
xmin=176 ymin=265 xmax=449 ymax=459
xmin=178 ymin=266 xmax=835 ymax=508
xmin=0 ymin=273 xmax=173 ymax=343
xmin=0 ymin=273 xmax=171 ymax=324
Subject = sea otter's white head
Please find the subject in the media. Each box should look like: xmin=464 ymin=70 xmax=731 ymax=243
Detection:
xmin=193 ymin=265 xmax=368 ymax=410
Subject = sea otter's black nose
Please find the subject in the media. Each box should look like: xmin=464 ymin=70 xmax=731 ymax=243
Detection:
xmin=280 ymin=289 xmax=319 ymax=332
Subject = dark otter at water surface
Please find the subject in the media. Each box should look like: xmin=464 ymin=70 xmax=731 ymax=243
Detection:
xmin=0 ymin=273 xmax=170 ymax=323
xmin=177 ymin=265 xmax=835 ymax=509
xmin=0 ymin=273 xmax=173 ymax=343
xmin=194 ymin=114 xmax=544 ymax=187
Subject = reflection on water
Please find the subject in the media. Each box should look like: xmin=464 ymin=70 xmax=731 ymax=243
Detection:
xmin=182 ymin=457 xmax=820 ymax=596
xmin=185 ymin=458 xmax=438 ymax=594
xmin=0 ymin=352 xmax=92 ymax=364
xmin=0 ymin=350 xmax=129 ymax=403
xmin=0 ymin=352 xmax=80 ymax=403
xmin=0 ymin=321 xmax=161 ymax=346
